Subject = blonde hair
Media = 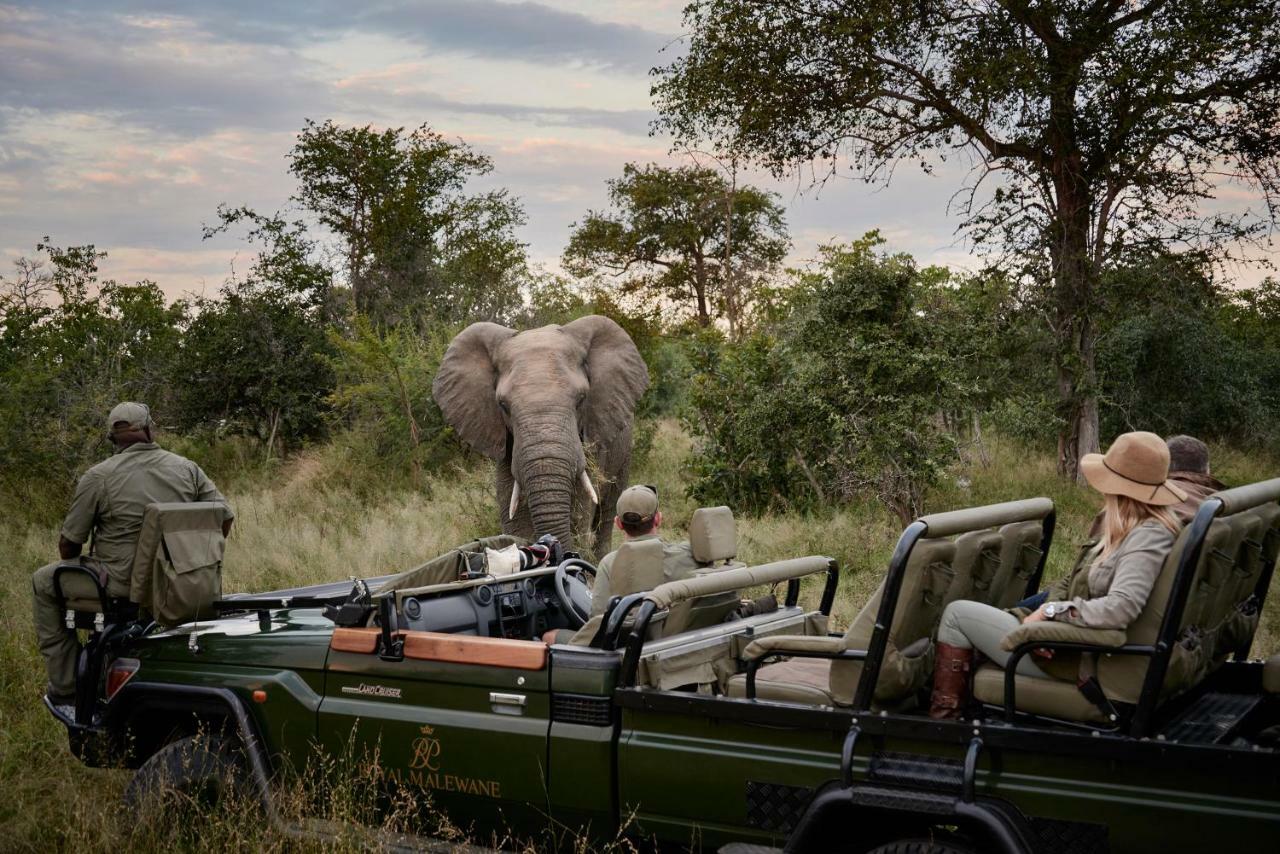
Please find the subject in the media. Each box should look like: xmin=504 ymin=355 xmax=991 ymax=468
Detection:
xmin=1096 ymin=493 xmax=1181 ymax=563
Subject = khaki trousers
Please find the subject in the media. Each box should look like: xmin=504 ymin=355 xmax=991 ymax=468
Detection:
xmin=30 ymin=557 xmax=118 ymax=698
xmin=937 ymin=599 xmax=1051 ymax=679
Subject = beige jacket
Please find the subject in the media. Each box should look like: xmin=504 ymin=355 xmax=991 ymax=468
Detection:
xmin=1050 ymin=521 xmax=1176 ymax=630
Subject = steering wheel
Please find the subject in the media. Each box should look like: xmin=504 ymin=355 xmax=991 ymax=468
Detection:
xmin=553 ymin=558 xmax=597 ymax=628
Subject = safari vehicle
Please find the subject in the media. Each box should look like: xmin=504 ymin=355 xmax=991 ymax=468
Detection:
xmin=47 ymin=482 xmax=1280 ymax=853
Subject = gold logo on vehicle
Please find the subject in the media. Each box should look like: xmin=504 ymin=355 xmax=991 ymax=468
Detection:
xmin=393 ymin=724 xmax=501 ymax=798
xmin=409 ymin=724 xmax=442 ymax=771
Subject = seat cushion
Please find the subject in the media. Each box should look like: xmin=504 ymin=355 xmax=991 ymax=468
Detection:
xmin=972 ymin=663 xmax=1107 ymax=724
xmin=690 ymin=506 xmax=737 ymax=563
xmin=726 ymin=657 xmax=836 ymax=705
xmin=1264 ymin=655 xmax=1280 ymax=695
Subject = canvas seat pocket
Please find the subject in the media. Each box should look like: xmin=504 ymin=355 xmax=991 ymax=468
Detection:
xmin=152 ymin=528 xmax=224 ymax=627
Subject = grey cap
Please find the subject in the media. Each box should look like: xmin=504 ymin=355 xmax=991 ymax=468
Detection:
xmin=616 ymin=484 xmax=659 ymax=524
xmin=107 ymin=401 xmax=153 ymax=436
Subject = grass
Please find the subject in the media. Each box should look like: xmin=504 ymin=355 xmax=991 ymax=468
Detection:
xmin=1 ymin=420 xmax=1277 ymax=851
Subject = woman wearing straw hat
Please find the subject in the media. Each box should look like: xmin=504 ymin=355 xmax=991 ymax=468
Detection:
xmin=927 ymin=431 xmax=1186 ymax=719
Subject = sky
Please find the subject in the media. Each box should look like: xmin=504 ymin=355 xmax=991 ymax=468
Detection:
xmin=1 ymin=0 xmax=1274 ymax=301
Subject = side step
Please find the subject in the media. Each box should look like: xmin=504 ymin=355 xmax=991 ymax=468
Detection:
xmin=718 ymin=845 xmax=783 ymax=854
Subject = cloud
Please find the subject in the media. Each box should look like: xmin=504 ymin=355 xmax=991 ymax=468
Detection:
xmin=0 ymin=10 xmax=330 ymax=136
xmin=11 ymin=0 xmax=677 ymax=73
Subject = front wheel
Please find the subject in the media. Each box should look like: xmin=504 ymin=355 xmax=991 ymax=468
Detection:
xmin=123 ymin=734 xmax=255 ymax=812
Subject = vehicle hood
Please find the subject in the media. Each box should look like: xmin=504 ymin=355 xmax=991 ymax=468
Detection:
xmin=134 ymin=607 xmax=336 ymax=671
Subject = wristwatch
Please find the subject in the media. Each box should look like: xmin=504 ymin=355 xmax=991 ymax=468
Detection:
xmin=1043 ymin=602 xmax=1064 ymax=620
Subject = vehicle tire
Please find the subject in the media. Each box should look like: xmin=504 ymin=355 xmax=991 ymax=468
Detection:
xmin=123 ymin=734 xmax=255 ymax=812
xmin=863 ymin=839 xmax=977 ymax=854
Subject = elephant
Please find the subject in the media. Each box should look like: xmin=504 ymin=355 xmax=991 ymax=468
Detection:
xmin=432 ymin=315 xmax=649 ymax=558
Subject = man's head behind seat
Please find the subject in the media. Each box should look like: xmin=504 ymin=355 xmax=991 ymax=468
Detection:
xmin=1166 ymin=435 xmax=1210 ymax=475
xmin=107 ymin=401 xmax=154 ymax=447
xmin=616 ymin=484 xmax=660 ymax=537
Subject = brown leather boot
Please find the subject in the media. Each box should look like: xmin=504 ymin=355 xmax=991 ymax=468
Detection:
xmin=928 ymin=642 xmax=974 ymax=720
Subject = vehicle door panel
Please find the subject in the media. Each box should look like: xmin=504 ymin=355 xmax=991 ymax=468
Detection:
xmin=318 ymin=634 xmax=551 ymax=838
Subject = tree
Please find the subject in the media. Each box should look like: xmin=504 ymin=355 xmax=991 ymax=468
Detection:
xmin=654 ymin=0 xmax=1280 ymax=478
xmin=563 ymin=163 xmax=788 ymax=333
xmin=0 ymin=242 xmax=185 ymax=516
xmin=685 ymin=235 xmax=960 ymax=523
xmin=184 ymin=208 xmax=337 ymax=456
xmin=288 ymin=119 xmax=530 ymax=324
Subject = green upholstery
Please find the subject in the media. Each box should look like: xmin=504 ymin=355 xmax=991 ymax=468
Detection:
xmin=983 ymin=483 xmax=1280 ymax=723
xmin=668 ymin=506 xmax=746 ymax=634
xmin=726 ymin=657 xmax=834 ymax=705
xmin=646 ymin=557 xmax=832 ymax=610
xmin=973 ymin=663 xmax=1108 ymax=724
xmin=60 ymin=569 xmax=107 ymax=614
xmin=943 ymin=521 xmax=1044 ymax=609
xmin=689 ymin=506 xmax=738 ymax=564
xmin=725 ymin=537 xmax=955 ymax=707
xmin=943 ymin=529 xmax=1003 ymax=608
xmin=1264 ymin=655 xmax=1280 ymax=695
xmin=989 ymin=521 xmax=1048 ymax=608
xmin=1000 ymin=621 xmax=1127 ymax=652
xmin=129 ymin=501 xmax=229 ymax=627
xmin=918 ymin=497 xmax=1053 ymax=538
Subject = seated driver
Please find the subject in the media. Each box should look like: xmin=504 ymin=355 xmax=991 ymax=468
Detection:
xmin=590 ymin=485 xmax=698 ymax=616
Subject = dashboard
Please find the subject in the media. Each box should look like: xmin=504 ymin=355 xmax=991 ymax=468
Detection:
xmin=396 ymin=570 xmax=570 ymax=640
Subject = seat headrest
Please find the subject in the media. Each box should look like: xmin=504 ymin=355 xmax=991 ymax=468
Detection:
xmin=690 ymin=506 xmax=736 ymax=563
xmin=609 ymin=538 xmax=666 ymax=597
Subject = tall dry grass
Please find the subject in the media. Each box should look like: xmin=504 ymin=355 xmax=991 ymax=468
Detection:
xmin=1 ymin=421 xmax=1277 ymax=850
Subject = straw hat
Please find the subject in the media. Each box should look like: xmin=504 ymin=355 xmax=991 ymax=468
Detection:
xmin=1080 ymin=431 xmax=1188 ymax=506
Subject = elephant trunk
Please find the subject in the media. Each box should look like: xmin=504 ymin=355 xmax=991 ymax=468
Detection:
xmin=513 ymin=410 xmax=582 ymax=547
xmin=523 ymin=457 xmax=575 ymax=547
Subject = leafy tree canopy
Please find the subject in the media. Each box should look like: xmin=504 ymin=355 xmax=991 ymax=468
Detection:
xmin=654 ymin=0 xmax=1280 ymax=478
xmin=563 ymin=162 xmax=788 ymax=334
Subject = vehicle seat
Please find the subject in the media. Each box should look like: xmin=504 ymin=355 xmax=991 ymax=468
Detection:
xmin=130 ymin=501 xmax=230 ymax=627
xmin=974 ymin=485 xmax=1280 ymax=723
xmin=55 ymin=565 xmax=131 ymax=631
xmin=943 ymin=520 xmax=1045 ymax=609
xmin=1265 ymin=655 xmax=1280 ymax=695
xmin=609 ymin=537 xmax=667 ymax=597
xmin=725 ymin=535 xmax=956 ymax=707
xmin=665 ymin=506 xmax=744 ymax=634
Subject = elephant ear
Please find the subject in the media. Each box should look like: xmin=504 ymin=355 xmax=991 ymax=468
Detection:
xmin=563 ymin=315 xmax=650 ymax=444
xmin=433 ymin=322 xmax=517 ymax=459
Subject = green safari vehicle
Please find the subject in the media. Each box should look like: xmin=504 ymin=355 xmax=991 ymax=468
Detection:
xmin=47 ymin=479 xmax=1280 ymax=852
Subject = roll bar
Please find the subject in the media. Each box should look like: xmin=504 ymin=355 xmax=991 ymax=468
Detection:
xmin=614 ymin=556 xmax=839 ymax=685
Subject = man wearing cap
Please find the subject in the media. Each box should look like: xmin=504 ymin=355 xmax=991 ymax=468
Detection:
xmin=589 ymin=484 xmax=699 ymax=617
xmin=31 ymin=402 xmax=234 ymax=713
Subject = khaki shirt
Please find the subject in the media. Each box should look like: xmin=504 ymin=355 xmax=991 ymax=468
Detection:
xmin=60 ymin=443 xmax=233 ymax=592
xmin=1051 ymin=521 xmax=1175 ymax=630
xmin=591 ymin=532 xmax=699 ymax=616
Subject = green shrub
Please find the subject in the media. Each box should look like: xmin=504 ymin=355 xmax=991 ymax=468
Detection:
xmin=325 ymin=318 xmax=466 ymax=493
xmin=684 ymin=238 xmax=961 ymax=523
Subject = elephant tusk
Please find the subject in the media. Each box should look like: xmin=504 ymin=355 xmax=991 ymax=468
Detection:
xmin=508 ymin=480 xmax=521 ymax=519
xmin=579 ymin=470 xmax=599 ymax=506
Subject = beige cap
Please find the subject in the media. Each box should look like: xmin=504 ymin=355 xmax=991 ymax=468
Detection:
xmin=616 ymin=484 xmax=659 ymax=524
xmin=107 ymin=401 xmax=153 ymax=436
xmin=1080 ymin=431 xmax=1188 ymax=506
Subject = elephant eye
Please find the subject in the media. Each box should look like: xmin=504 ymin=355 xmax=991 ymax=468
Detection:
xmin=498 ymin=399 xmax=511 ymax=415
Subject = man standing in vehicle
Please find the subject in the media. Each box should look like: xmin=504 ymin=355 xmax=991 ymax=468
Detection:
xmin=590 ymin=484 xmax=698 ymax=616
xmin=31 ymin=402 xmax=234 ymax=714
